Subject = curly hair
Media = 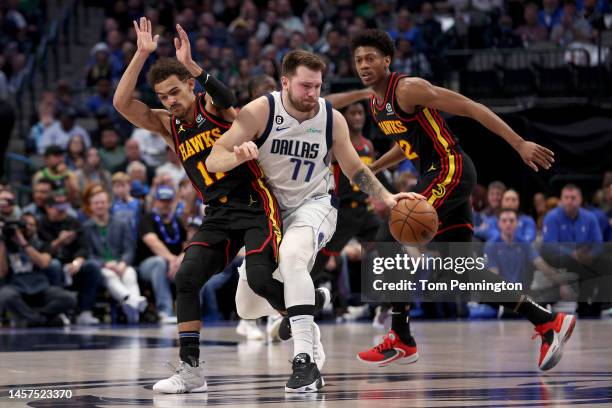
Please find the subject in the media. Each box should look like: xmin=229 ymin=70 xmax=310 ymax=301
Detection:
xmin=350 ymin=29 xmax=395 ymax=60
xmin=147 ymin=58 xmax=192 ymax=87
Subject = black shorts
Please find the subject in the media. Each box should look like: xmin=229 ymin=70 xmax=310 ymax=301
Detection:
xmin=414 ymin=151 xmax=477 ymax=240
xmin=322 ymin=205 xmax=380 ymax=255
xmin=186 ymin=189 xmax=283 ymax=267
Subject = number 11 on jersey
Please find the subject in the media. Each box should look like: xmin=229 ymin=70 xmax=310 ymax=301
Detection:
xmin=197 ymin=161 xmax=226 ymax=186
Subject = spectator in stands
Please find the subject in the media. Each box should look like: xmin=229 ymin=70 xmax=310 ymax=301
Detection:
xmin=485 ymin=209 xmax=569 ymax=293
xmin=0 ymin=188 xmax=22 ymax=223
xmin=65 ymin=135 xmax=87 ymax=171
xmin=127 ymin=161 xmax=149 ymax=191
xmin=277 ymin=0 xmax=304 ymax=33
xmin=388 ymin=8 xmax=421 ymax=48
xmin=418 ymin=2 xmax=443 ymax=55
xmin=135 ymin=185 xmax=185 ymax=324
xmin=83 ymin=185 xmax=147 ymax=323
xmin=110 ymin=172 xmax=141 ymax=236
xmin=32 ymin=145 xmax=80 ymax=204
xmin=155 ymin=148 xmax=185 ymax=189
xmin=28 ymin=101 xmax=57 ymax=154
xmin=533 ymin=192 xmax=548 ymax=232
xmin=489 ymin=15 xmax=523 ymax=48
xmin=38 ymin=108 xmax=91 ymax=155
xmin=75 ymin=148 xmax=112 ymax=193
xmin=472 ymin=184 xmax=488 ymax=230
xmin=516 ymin=3 xmax=550 ymax=46
xmin=86 ymin=78 xmax=115 ymax=117
xmin=582 ymin=0 xmax=607 ymax=36
xmin=130 ymin=128 xmax=168 ymax=169
xmin=539 ymin=0 xmax=563 ymax=32
xmin=480 ymin=189 xmax=537 ymax=242
xmin=38 ymin=191 xmax=102 ymax=325
xmin=175 ymin=179 xmax=201 ymax=225
xmin=123 ymin=137 xmax=143 ymax=167
xmin=483 ymin=181 xmax=506 ymax=216
xmin=0 ymin=213 xmax=76 ymax=327
xmin=542 ymin=184 xmax=603 ymax=304
xmin=23 ymin=179 xmax=62 ymax=222
xmin=323 ymin=27 xmax=351 ymax=77
xmin=605 ymin=183 xmax=612 ymax=241
xmin=394 ymin=38 xmax=432 ymax=79
xmin=550 ymin=0 xmax=592 ymax=45
xmin=98 ymin=127 xmax=126 ymax=173
xmin=86 ymin=42 xmax=122 ymax=87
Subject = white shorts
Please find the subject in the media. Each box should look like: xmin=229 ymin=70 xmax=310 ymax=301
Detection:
xmin=238 ymin=194 xmax=338 ymax=281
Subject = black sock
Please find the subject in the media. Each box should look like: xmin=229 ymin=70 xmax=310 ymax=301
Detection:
xmin=503 ymin=295 xmax=552 ymax=326
xmin=179 ymin=331 xmax=200 ymax=367
xmin=391 ymin=303 xmax=415 ymax=345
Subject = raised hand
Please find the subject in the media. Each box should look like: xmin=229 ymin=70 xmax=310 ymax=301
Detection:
xmin=517 ymin=140 xmax=554 ymax=172
xmin=133 ymin=17 xmax=159 ymax=55
xmin=174 ymin=24 xmax=194 ymax=67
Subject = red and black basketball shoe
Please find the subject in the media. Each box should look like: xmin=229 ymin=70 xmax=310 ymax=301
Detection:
xmin=356 ymin=330 xmax=419 ymax=367
xmin=533 ymin=312 xmax=576 ymax=371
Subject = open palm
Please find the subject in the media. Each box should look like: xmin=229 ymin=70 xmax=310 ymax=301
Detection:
xmin=133 ymin=17 xmax=158 ymax=54
xmin=174 ymin=24 xmax=193 ymax=66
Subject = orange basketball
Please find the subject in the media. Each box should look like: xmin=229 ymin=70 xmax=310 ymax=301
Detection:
xmin=389 ymin=198 xmax=439 ymax=245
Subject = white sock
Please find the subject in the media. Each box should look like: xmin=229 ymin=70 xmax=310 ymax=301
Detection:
xmin=290 ymin=314 xmax=314 ymax=360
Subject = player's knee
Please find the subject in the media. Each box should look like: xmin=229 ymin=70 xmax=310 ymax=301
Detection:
xmin=246 ymin=264 xmax=271 ymax=297
xmin=279 ymin=242 xmax=311 ymax=267
xmin=174 ymin=261 xmax=201 ymax=296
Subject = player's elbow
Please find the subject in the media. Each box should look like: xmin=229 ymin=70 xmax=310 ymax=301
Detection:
xmin=112 ymin=95 xmax=127 ymax=112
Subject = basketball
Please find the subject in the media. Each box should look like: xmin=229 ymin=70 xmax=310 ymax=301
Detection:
xmin=389 ymin=198 xmax=439 ymax=245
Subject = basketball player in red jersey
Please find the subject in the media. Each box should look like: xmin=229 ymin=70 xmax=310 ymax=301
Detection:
xmin=350 ymin=29 xmax=575 ymax=371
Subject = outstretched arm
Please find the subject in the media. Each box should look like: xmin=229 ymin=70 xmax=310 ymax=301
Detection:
xmin=113 ymin=18 xmax=171 ymax=141
xmin=331 ymin=110 xmax=423 ymax=208
xmin=396 ymin=78 xmax=554 ymax=171
xmin=324 ymin=88 xmax=373 ymax=110
xmin=175 ymin=23 xmax=236 ymax=113
xmin=205 ymin=97 xmax=268 ymax=173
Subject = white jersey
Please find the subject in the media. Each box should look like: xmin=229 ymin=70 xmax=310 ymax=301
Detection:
xmin=256 ymin=91 xmax=335 ymax=212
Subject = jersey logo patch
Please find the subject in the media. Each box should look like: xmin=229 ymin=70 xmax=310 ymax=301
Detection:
xmin=275 ymin=115 xmax=285 ymax=125
xmin=431 ymin=183 xmax=446 ymax=198
xmin=196 ymin=113 xmax=204 ymax=126
xmin=276 ymin=126 xmax=290 ymax=131
xmin=386 ymin=103 xmax=394 ymax=115
xmin=178 ymin=124 xmax=186 ymax=133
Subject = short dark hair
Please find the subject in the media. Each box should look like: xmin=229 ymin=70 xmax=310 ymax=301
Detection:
xmin=36 ymin=178 xmax=55 ymax=189
xmin=499 ymin=208 xmax=518 ymax=217
xmin=488 ymin=181 xmax=507 ymax=192
xmin=247 ymin=74 xmax=276 ymax=98
xmin=350 ymin=29 xmax=395 ymax=60
xmin=562 ymin=183 xmax=582 ymax=194
xmin=147 ymin=58 xmax=192 ymax=87
xmin=281 ymin=50 xmax=326 ymax=77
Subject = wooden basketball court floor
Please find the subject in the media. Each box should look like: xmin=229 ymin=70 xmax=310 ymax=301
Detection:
xmin=1 ymin=319 xmax=611 ymax=407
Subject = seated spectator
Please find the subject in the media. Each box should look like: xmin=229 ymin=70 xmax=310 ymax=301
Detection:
xmin=539 ymin=0 xmax=563 ymax=31
xmin=65 ymin=134 xmax=87 ymax=171
xmin=472 ymin=184 xmax=488 ymax=230
xmin=23 ymin=179 xmax=54 ymax=222
xmin=75 ymin=148 xmax=113 ymax=194
xmin=83 ymin=185 xmax=147 ymax=323
xmin=175 ymin=178 xmax=201 ymax=224
xmin=516 ymin=3 xmax=549 ymax=46
xmin=38 ymin=108 xmax=91 ymax=155
xmin=485 ymin=209 xmax=571 ymax=296
xmin=38 ymin=191 xmax=102 ymax=325
xmin=533 ymin=192 xmax=548 ymax=232
xmin=542 ymin=184 xmax=604 ymax=306
xmin=130 ymin=128 xmax=168 ymax=168
xmin=32 ymin=145 xmax=80 ymax=204
xmin=481 ymin=189 xmax=537 ymax=243
xmin=28 ymin=101 xmax=57 ymax=154
xmin=135 ymin=185 xmax=186 ymax=324
xmin=388 ymin=8 xmax=421 ymax=48
xmin=0 ymin=214 xmax=76 ymax=327
xmin=127 ymin=161 xmax=150 ymax=192
xmin=86 ymin=42 xmax=122 ymax=87
xmin=155 ymin=148 xmax=186 ymax=189
xmin=110 ymin=172 xmax=141 ymax=236
xmin=0 ymin=188 xmax=22 ymax=223
xmin=488 ymin=15 xmax=523 ymax=48
xmin=123 ymin=137 xmax=144 ymax=169
xmin=394 ymin=38 xmax=432 ymax=79
xmin=483 ymin=181 xmax=506 ymax=216
xmin=86 ymin=78 xmax=115 ymax=117
xmin=99 ymin=127 xmax=126 ymax=173
xmin=550 ymin=0 xmax=591 ymax=45
xmin=582 ymin=0 xmax=606 ymax=36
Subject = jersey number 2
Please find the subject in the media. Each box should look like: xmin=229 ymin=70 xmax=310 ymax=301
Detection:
xmin=290 ymin=158 xmax=315 ymax=182
xmin=197 ymin=161 xmax=226 ymax=186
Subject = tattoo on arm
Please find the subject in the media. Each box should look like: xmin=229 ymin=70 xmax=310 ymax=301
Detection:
xmin=352 ymin=167 xmax=387 ymax=200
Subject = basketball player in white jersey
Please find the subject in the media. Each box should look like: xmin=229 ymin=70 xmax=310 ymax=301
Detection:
xmin=207 ymin=50 xmax=423 ymax=392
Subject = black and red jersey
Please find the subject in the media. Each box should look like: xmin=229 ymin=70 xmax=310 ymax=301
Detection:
xmin=170 ymin=93 xmax=264 ymax=204
xmin=333 ymin=135 xmax=374 ymax=207
xmin=370 ymin=72 xmax=466 ymax=208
